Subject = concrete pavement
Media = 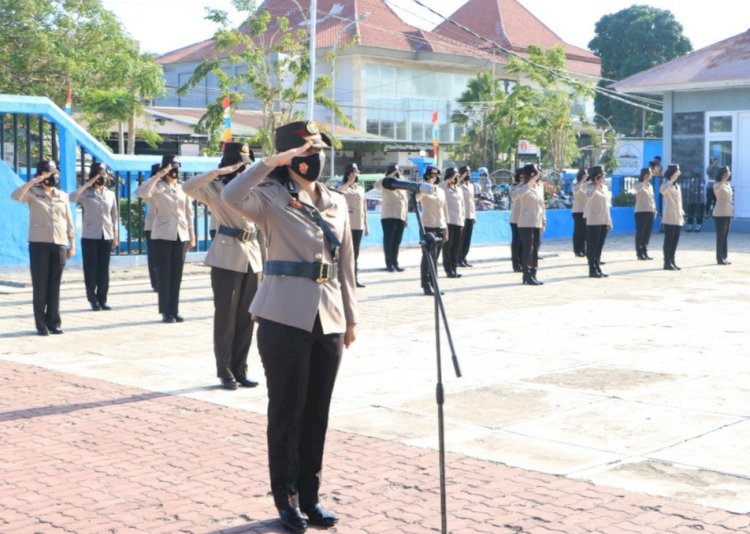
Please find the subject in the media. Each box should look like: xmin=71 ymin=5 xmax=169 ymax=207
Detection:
xmin=1 ymin=229 xmax=750 ymax=532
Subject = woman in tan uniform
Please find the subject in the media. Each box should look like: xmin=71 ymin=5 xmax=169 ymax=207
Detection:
xmin=516 ymin=164 xmax=546 ymax=285
xmin=634 ymin=167 xmax=656 ymax=260
xmin=417 ymin=165 xmax=448 ymax=295
xmin=136 ymin=155 xmax=195 ymax=322
xmin=440 ymin=167 xmax=465 ymax=278
xmin=712 ymin=166 xmax=733 ymax=265
xmin=223 ymin=121 xmax=357 ymax=534
xmin=509 ymin=168 xmax=523 ymax=272
xmin=11 ymin=160 xmax=75 ymax=335
xmin=585 ymin=166 xmax=612 ymax=278
xmin=374 ymin=164 xmax=409 ymax=272
xmin=660 ymin=164 xmax=684 ymax=270
xmin=571 ymin=168 xmax=588 ymax=257
xmin=71 ymin=162 xmax=119 ymax=310
xmin=338 ymin=163 xmax=368 ymax=287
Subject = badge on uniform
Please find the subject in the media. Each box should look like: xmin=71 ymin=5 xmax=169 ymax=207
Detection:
xmin=289 ymin=198 xmax=303 ymax=210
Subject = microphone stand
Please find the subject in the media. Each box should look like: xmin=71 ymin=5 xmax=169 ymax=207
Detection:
xmin=411 ymin=190 xmax=462 ymax=534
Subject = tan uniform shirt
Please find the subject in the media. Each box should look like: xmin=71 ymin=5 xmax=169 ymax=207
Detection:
xmin=584 ymin=184 xmax=612 ymax=226
xmin=71 ymin=186 xmax=119 ymax=240
xmin=634 ymin=182 xmax=656 ymax=213
xmin=12 ymin=185 xmax=74 ymax=245
xmin=183 ymin=172 xmax=263 ymax=274
xmin=222 ymin=161 xmax=357 ymax=334
xmin=460 ymin=182 xmax=476 ymax=220
xmin=659 ymin=182 xmax=684 ymax=226
xmin=516 ymin=183 xmax=546 ymax=229
xmin=572 ymin=182 xmax=588 ymax=213
xmin=713 ymin=182 xmax=734 ymax=217
xmin=509 ymin=184 xmax=522 ymax=224
xmin=441 ymin=183 xmax=465 ymax=226
xmin=144 ymin=198 xmax=156 ymax=232
xmin=342 ymin=184 xmax=367 ymax=231
xmin=374 ymin=178 xmax=409 ymax=221
xmin=136 ymin=180 xmax=194 ymax=241
xmin=417 ymin=187 xmax=448 ymax=229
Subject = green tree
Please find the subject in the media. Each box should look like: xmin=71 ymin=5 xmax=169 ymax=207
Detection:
xmin=180 ymin=0 xmax=352 ymax=154
xmin=589 ymin=5 xmax=692 ymax=136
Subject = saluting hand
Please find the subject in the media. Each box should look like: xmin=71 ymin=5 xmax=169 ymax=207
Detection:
xmin=265 ymin=140 xmax=313 ymax=168
xmin=215 ymin=162 xmax=244 ymax=176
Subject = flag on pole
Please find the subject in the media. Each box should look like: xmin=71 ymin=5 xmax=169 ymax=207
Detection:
xmin=431 ymin=111 xmax=439 ymax=166
xmin=221 ymin=96 xmax=232 ymax=147
xmin=64 ymin=85 xmax=73 ymax=116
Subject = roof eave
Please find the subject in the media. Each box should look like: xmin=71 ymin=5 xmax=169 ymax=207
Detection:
xmin=614 ymin=79 xmax=750 ymax=95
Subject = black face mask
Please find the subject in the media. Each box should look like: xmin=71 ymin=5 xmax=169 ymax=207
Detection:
xmin=290 ymin=153 xmax=323 ymax=182
xmin=96 ymin=177 xmax=105 ymax=186
xmin=44 ymin=175 xmax=59 ymax=187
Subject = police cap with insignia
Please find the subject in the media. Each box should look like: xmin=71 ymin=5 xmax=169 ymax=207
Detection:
xmin=221 ymin=142 xmax=254 ymax=167
xmin=275 ymin=120 xmax=332 ymax=152
xmin=89 ymin=162 xmax=107 ymax=178
xmin=161 ymin=154 xmax=181 ymax=170
xmin=150 ymin=163 xmax=161 ymax=177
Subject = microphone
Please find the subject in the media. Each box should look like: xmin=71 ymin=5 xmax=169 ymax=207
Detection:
xmin=382 ymin=177 xmax=436 ymax=194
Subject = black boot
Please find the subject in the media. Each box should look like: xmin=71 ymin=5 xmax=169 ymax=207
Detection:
xmin=596 ymin=263 xmax=609 ymax=277
xmin=531 ymin=268 xmax=544 ymax=285
xmin=589 ymin=266 xmax=603 ymax=278
xmin=523 ymin=269 xmax=541 ymax=285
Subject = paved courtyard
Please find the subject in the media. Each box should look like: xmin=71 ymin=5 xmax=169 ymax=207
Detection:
xmin=1 ymin=229 xmax=749 ymax=533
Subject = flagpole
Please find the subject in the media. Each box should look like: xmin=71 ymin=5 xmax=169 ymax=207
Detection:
xmin=306 ymin=0 xmax=318 ymax=119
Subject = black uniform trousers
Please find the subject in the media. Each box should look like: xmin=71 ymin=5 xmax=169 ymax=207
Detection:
xmin=144 ymin=230 xmax=157 ymax=291
xmin=211 ymin=266 xmax=258 ymax=380
xmin=714 ymin=216 xmax=731 ymax=262
xmin=662 ymin=224 xmax=681 ymax=265
xmin=518 ymin=227 xmax=540 ymax=271
xmin=510 ymin=223 xmax=522 ymax=271
xmin=381 ymin=218 xmax=405 ymax=269
xmin=81 ymin=237 xmax=112 ymax=306
xmin=634 ymin=212 xmax=654 ymax=258
xmin=29 ymin=242 xmax=66 ymax=331
xmin=687 ymin=203 xmax=705 ymax=226
xmin=586 ymin=225 xmax=608 ymax=272
xmin=257 ymin=316 xmax=343 ymax=512
xmin=459 ymin=218 xmax=475 ymax=262
xmin=152 ymin=238 xmax=187 ymax=316
xmin=421 ymin=227 xmax=444 ymax=289
xmin=572 ymin=212 xmax=586 ymax=256
xmin=443 ymin=224 xmax=463 ymax=276
xmin=351 ymin=229 xmax=363 ymax=281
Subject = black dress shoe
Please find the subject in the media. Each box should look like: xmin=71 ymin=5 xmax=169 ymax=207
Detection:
xmin=664 ymin=264 xmax=676 ymax=271
xmin=589 ymin=271 xmax=603 ymax=278
xmin=644 ymin=255 xmax=654 ymax=260
xmin=512 ymin=266 xmax=523 ymax=273
xmin=386 ymin=266 xmax=395 ymax=272
xmin=302 ymin=504 xmax=338 ymax=528
xmin=236 ymin=376 xmax=258 ymax=388
xmin=162 ymin=314 xmax=175 ymax=323
xmin=671 ymin=262 xmax=681 ymax=271
xmin=37 ymin=328 xmax=49 ymax=336
xmin=394 ymin=265 xmax=405 ymax=272
xmin=99 ymin=303 xmax=111 ymax=311
xmin=463 ymin=261 xmax=473 ymax=267
xmin=220 ymin=377 xmax=238 ymax=390
xmin=599 ymin=260 xmax=606 ymax=265
xmin=173 ymin=314 xmax=185 ymax=323
xmin=90 ymin=301 xmax=101 ymax=311
xmin=423 ymin=286 xmax=434 ymax=296
xmin=356 ymin=281 xmax=366 ymax=288
xmin=49 ymin=327 xmax=64 ymax=335
xmin=279 ymin=507 xmax=307 ymax=533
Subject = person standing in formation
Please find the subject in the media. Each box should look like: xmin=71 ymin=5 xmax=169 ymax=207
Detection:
xmin=183 ymin=142 xmax=262 ymax=390
xmin=441 ymin=167 xmax=465 ymax=278
xmin=143 ymin=164 xmax=160 ymax=292
xmin=584 ymin=166 xmax=612 ymax=278
xmin=634 ymin=167 xmax=656 ymax=260
xmin=712 ymin=166 xmax=733 ymax=265
xmin=71 ymin=162 xmax=119 ymax=311
xmin=136 ymin=155 xmax=195 ymax=322
xmin=458 ymin=165 xmax=476 ymax=267
xmin=571 ymin=168 xmax=588 ymax=258
xmin=374 ymin=164 xmax=408 ymax=272
xmin=338 ymin=163 xmax=368 ymax=287
xmin=222 ymin=120 xmax=357 ymax=534
xmin=11 ymin=160 xmax=75 ymax=335
xmin=660 ymin=163 xmax=684 ymax=270
xmin=684 ymin=172 xmax=706 ymax=232
xmin=509 ymin=168 xmax=523 ymax=272
xmin=516 ymin=164 xmax=546 ymax=285
xmin=417 ymin=165 xmax=447 ymax=295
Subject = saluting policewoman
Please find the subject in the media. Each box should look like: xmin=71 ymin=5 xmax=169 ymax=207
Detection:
xmin=417 ymin=165 xmax=448 ymax=295
xmin=222 ymin=121 xmax=357 ymax=534
xmin=71 ymin=162 xmax=119 ymax=310
xmin=11 ymin=160 xmax=75 ymax=335
xmin=338 ymin=162 xmax=369 ymax=287
xmin=183 ymin=142 xmax=262 ymax=390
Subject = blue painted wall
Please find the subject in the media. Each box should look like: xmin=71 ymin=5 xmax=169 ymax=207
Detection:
xmin=1 ymin=160 xmax=32 ymax=266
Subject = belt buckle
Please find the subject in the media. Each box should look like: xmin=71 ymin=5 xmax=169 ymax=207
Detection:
xmin=316 ymin=263 xmax=330 ymax=284
xmin=240 ymin=229 xmax=251 ymax=242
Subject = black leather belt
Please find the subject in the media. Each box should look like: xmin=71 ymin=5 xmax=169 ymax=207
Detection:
xmin=218 ymin=225 xmax=256 ymax=242
xmin=265 ymin=260 xmax=338 ymax=284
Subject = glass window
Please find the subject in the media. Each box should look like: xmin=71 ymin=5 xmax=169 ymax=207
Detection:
xmin=709 ymin=115 xmax=732 ymax=133
xmin=709 ymin=141 xmax=732 ymax=168
xmin=367 ymin=120 xmax=380 ymax=136
xmin=411 ymin=123 xmax=425 ymax=141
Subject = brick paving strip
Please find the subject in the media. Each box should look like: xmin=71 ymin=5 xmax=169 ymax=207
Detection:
xmin=2 ymin=361 xmax=749 ymax=533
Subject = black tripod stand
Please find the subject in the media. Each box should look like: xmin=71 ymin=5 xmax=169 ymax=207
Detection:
xmin=411 ymin=191 xmax=462 ymax=534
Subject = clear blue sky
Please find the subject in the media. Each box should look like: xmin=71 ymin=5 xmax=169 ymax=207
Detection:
xmin=101 ymin=0 xmax=749 ymax=56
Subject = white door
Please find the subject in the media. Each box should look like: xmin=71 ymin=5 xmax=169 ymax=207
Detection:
xmin=737 ymin=113 xmax=750 ymax=218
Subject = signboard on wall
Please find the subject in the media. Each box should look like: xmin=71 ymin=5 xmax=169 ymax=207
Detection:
xmin=518 ymin=139 xmax=540 ymax=156
xmin=613 ymin=141 xmax=643 ymax=176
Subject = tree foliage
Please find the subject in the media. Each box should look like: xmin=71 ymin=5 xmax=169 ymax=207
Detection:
xmin=180 ymin=0 xmax=352 ymax=155
xmin=588 ymin=5 xmax=692 ymax=136
xmin=0 ymin=0 xmax=165 ymax=153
